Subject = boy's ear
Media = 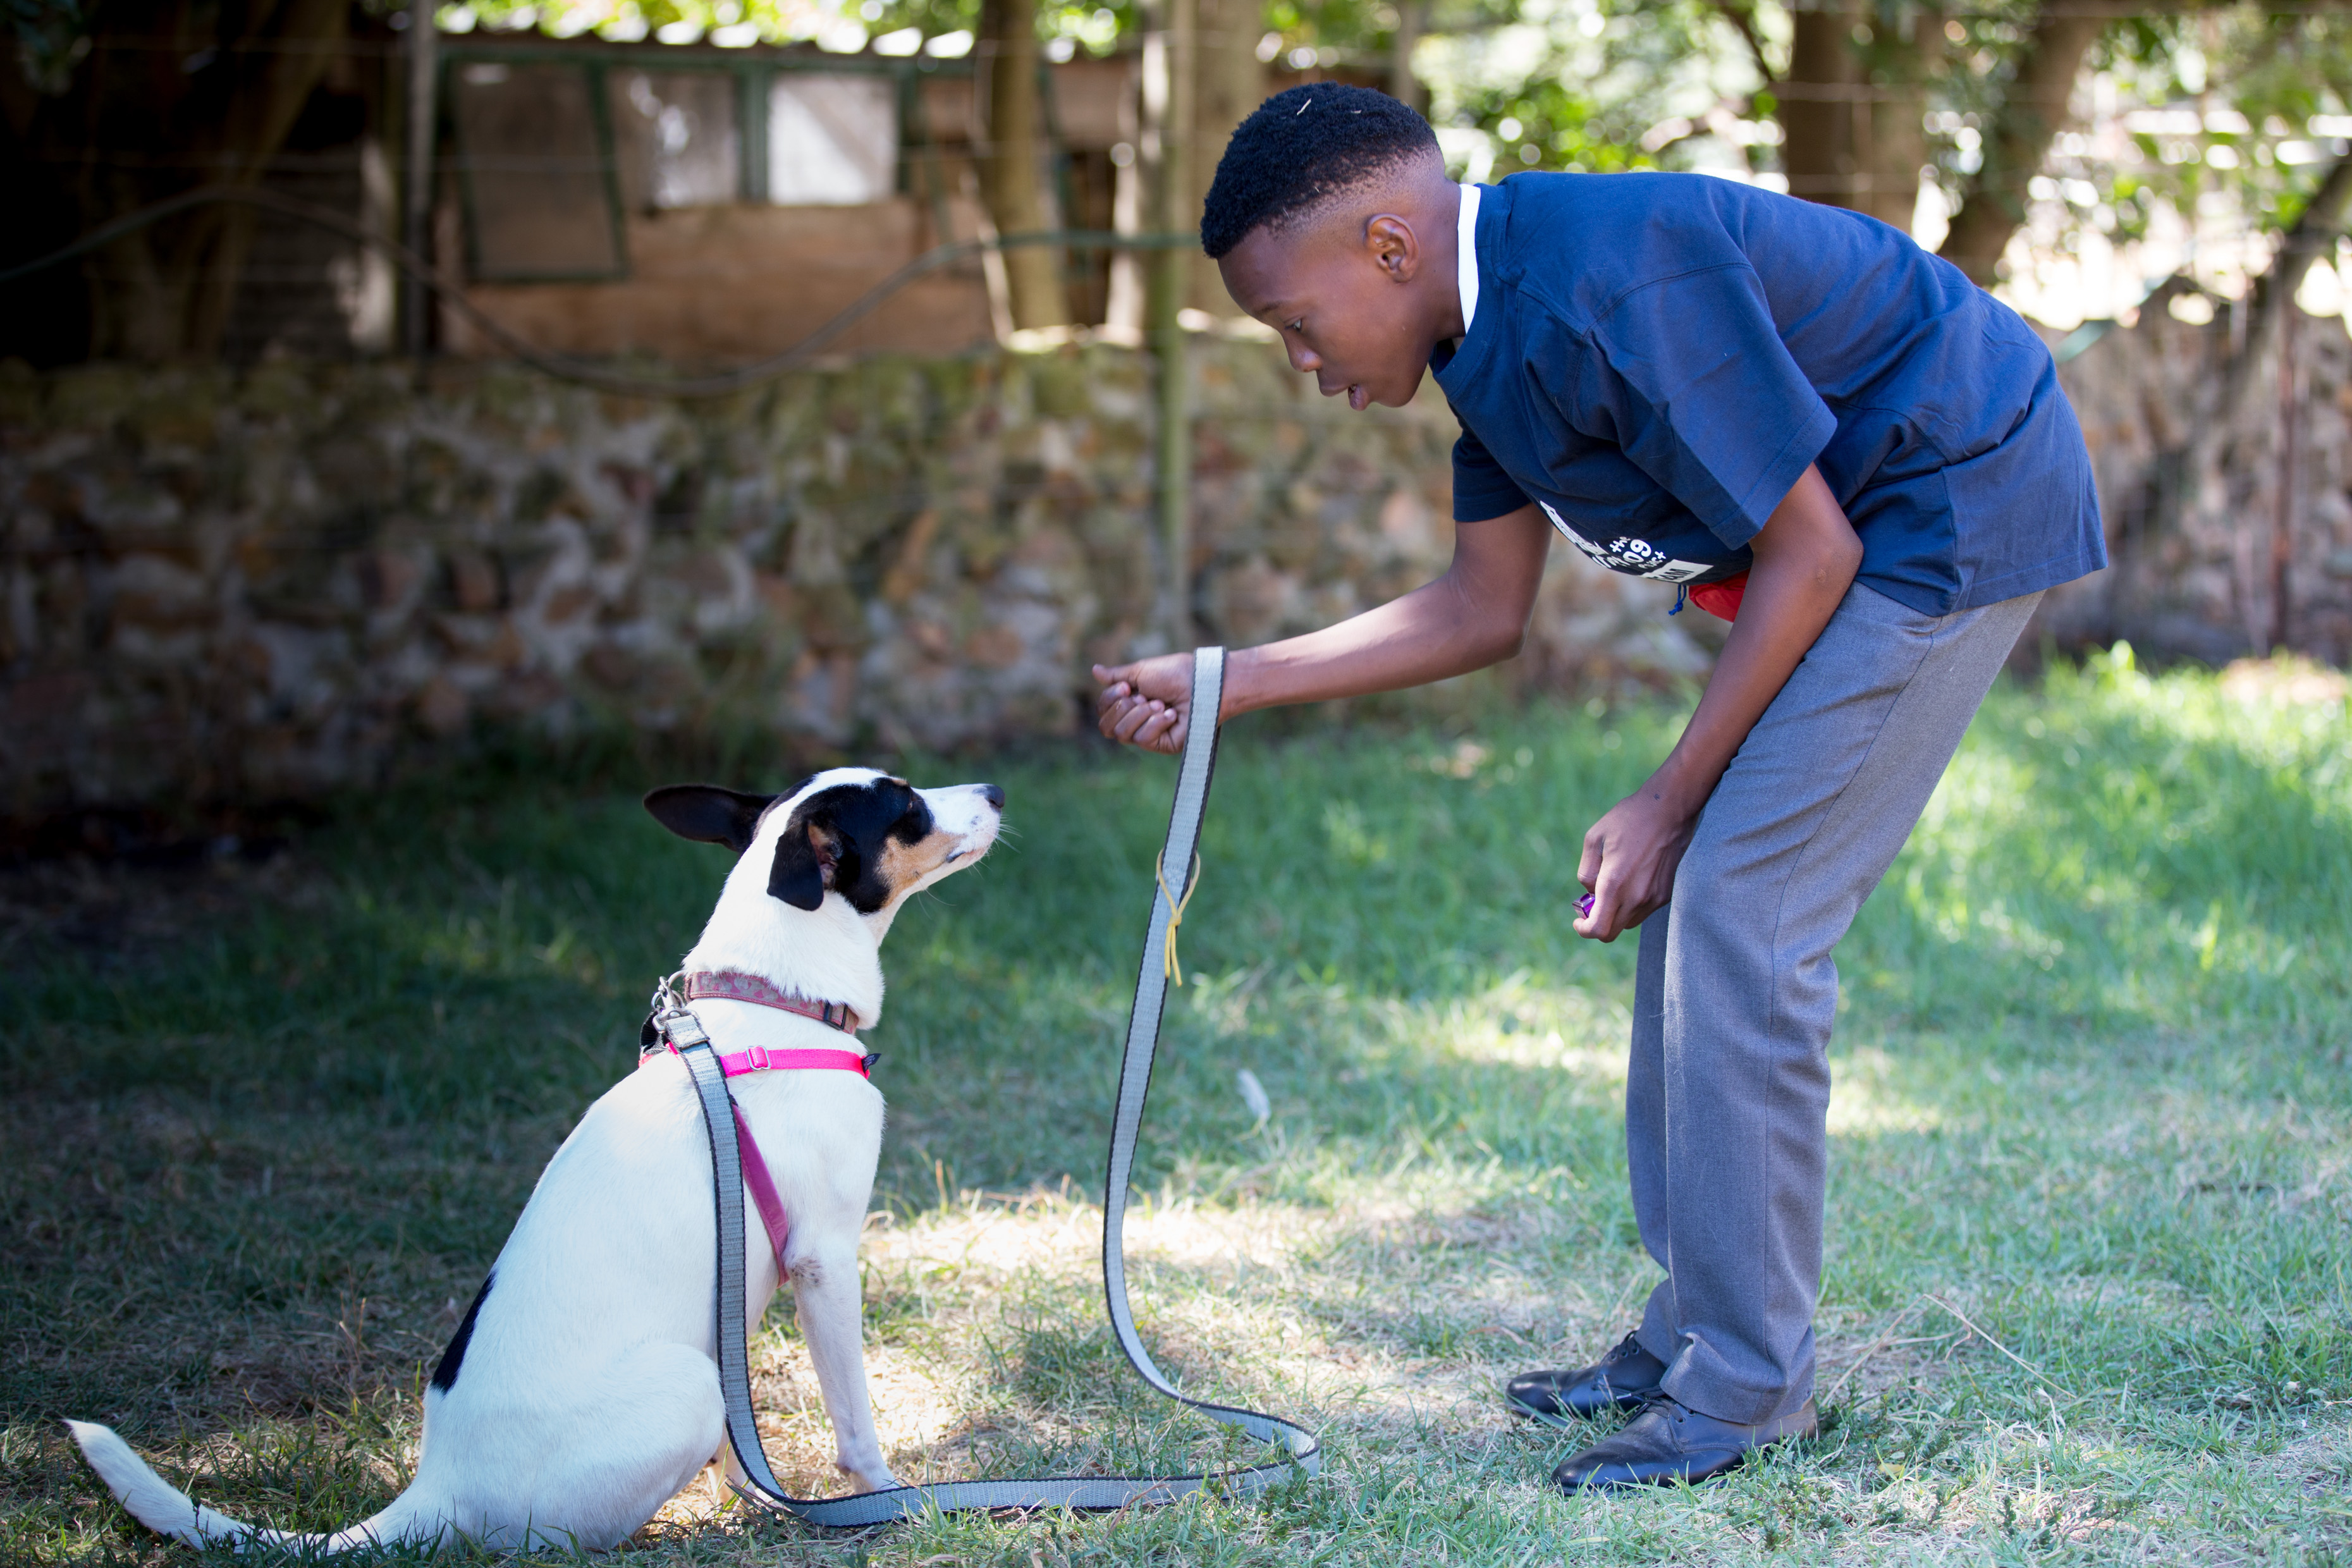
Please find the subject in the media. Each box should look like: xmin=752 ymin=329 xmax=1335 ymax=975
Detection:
xmin=642 ymin=785 xmax=777 ymax=854
xmin=1365 ymin=212 xmax=1419 ymax=280
xmin=767 ymin=814 xmax=840 ymax=911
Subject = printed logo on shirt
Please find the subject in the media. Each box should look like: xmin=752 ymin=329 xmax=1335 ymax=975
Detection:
xmin=1540 ymin=502 xmax=1712 ymax=584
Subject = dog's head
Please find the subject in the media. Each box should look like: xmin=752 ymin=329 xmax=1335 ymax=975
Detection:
xmin=644 ymin=769 xmax=1003 ymax=922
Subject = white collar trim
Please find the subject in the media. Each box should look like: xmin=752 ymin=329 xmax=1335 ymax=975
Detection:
xmin=1456 ymin=181 xmax=1481 ymax=336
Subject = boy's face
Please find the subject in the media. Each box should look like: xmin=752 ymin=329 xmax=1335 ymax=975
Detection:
xmin=1218 ymin=203 xmax=1451 ymax=413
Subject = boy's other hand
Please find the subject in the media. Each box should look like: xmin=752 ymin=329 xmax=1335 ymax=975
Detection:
xmin=1093 ymin=654 xmax=1196 ymax=754
xmin=1571 ymin=465 xmax=1861 ymax=942
xmin=1575 ymin=788 xmax=1698 ymax=941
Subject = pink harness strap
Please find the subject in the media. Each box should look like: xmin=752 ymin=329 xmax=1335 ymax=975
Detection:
xmin=710 ymin=1043 xmax=872 ymax=1078
xmin=732 ymin=1104 xmax=795 ymax=1270
xmin=663 ymin=1034 xmax=872 ymax=1271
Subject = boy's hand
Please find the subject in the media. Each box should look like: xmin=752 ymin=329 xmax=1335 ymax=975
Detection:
xmin=1575 ymin=784 xmax=1698 ymax=941
xmin=1084 ymin=506 xmax=1551 ymax=758
xmin=1569 ymin=465 xmax=1864 ymax=943
xmin=1092 ymin=654 xmax=1197 ymax=754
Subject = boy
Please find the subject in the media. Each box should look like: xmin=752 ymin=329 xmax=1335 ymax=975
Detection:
xmin=1091 ymin=85 xmax=2102 ymax=1491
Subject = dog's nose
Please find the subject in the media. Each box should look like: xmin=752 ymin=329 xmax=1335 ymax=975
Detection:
xmin=978 ymin=783 xmax=1005 ymax=811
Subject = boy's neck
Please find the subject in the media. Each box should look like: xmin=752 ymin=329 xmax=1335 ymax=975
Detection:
xmin=1412 ymin=177 xmax=1467 ymax=353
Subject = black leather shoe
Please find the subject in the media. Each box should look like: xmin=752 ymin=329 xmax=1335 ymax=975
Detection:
xmin=1506 ymin=1333 xmax=1669 ymax=1423
xmin=1552 ymin=1396 xmax=1817 ymax=1491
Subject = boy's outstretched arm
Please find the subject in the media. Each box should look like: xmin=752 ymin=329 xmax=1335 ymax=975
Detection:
xmin=1092 ymin=501 xmax=1553 ymax=751
xmin=1574 ymin=465 xmax=1862 ymax=941
xmin=1092 ymin=465 xmax=1861 ymax=943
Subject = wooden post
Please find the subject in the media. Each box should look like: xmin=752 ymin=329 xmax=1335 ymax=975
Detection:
xmin=1143 ymin=0 xmax=1196 ymax=649
xmin=1389 ymin=0 xmax=1428 ymax=114
xmin=2270 ymin=297 xmax=2297 ymax=654
xmin=401 ymin=2 xmax=437 ymax=357
xmin=1780 ymin=0 xmax=1865 ymax=210
xmin=978 ymin=0 xmax=1070 ymax=329
xmin=1191 ymin=0 xmax=1262 ymax=311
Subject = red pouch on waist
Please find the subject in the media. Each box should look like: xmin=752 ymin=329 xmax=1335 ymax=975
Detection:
xmin=1688 ymin=572 xmax=1748 ymax=622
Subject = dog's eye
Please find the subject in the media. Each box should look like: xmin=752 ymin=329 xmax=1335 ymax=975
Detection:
xmin=893 ymin=795 xmax=934 ymax=840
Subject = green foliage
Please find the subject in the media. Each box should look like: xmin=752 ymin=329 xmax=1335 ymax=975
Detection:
xmin=2090 ymin=8 xmax=2352 ymax=236
xmin=1438 ymin=37 xmax=1677 ymax=174
xmin=448 ymin=0 xmax=1128 ymax=54
xmin=1415 ymin=0 xmax=1765 ymax=178
xmin=3 ymin=0 xmax=89 ymax=93
xmin=1259 ymin=0 xmax=1392 ymax=65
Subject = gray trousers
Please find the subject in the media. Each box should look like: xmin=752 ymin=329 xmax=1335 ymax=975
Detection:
xmin=1627 ymin=582 xmax=2042 ymax=1424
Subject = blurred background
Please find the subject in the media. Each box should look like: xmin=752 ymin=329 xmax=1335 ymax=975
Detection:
xmin=2 ymin=0 xmax=2348 ymax=842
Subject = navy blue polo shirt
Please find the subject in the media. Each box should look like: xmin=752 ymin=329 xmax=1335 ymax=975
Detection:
xmin=1431 ymin=172 xmax=2104 ymax=615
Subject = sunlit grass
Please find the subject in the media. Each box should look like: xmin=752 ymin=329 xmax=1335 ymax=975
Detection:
xmin=3 ymin=652 xmax=2348 ymax=1564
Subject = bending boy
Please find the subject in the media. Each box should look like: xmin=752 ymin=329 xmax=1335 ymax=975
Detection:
xmin=1090 ymin=86 xmax=2102 ymax=1491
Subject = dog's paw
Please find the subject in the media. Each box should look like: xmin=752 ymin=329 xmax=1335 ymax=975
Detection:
xmin=836 ymin=1460 xmax=901 ymax=1495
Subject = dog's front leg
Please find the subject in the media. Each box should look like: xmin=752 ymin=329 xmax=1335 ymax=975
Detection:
xmin=790 ymin=1247 xmax=899 ymax=1492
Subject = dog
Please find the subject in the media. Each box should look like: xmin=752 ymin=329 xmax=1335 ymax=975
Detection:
xmin=70 ymin=768 xmax=1003 ymax=1552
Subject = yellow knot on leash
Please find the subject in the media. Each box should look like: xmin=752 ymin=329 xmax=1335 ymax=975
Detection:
xmin=1155 ymin=852 xmax=1203 ymax=986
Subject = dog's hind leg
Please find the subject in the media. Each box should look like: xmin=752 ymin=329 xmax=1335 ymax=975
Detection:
xmin=471 ymin=1341 xmax=726 ymax=1551
xmin=790 ymin=1246 xmax=899 ymax=1492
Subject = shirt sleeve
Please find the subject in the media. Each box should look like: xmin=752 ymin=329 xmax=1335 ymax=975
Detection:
xmin=1451 ymin=423 xmax=1533 ymax=522
xmin=1557 ymin=264 xmax=1837 ymax=549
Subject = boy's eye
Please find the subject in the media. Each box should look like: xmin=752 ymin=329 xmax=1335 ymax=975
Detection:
xmin=1285 ymin=319 xmax=1304 ymax=334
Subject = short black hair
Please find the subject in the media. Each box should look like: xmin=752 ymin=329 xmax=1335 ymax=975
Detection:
xmin=1199 ymin=85 xmax=1442 ymax=259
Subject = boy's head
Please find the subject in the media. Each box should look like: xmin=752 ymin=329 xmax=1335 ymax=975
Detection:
xmin=1203 ymin=85 xmax=1461 ymax=412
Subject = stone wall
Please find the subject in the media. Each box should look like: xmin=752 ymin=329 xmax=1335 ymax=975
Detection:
xmin=9 ymin=312 xmax=2346 ymax=827
xmin=0 ymin=340 xmax=1720 ymax=825
xmin=2038 ymin=299 xmax=2352 ymax=665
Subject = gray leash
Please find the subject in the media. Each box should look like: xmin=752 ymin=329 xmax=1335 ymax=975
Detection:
xmin=658 ymin=647 xmax=1321 ymax=1527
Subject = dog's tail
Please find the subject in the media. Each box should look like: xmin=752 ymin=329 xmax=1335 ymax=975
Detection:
xmin=67 ymin=1420 xmax=432 ymax=1554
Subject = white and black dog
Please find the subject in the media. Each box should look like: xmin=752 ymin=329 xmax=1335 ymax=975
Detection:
xmin=70 ymin=768 xmax=1003 ymax=1552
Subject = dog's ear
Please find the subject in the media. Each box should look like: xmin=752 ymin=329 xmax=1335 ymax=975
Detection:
xmin=763 ymin=778 xmax=919 ymax=914
xmin=642 ymin=785 xmax=777 ymax=854
xmin=766 ymin=811 xmax=839 ymax=910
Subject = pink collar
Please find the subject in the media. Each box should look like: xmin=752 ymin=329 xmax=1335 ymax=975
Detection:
xmin=683 ymin=969 xmax=863 ymax=1035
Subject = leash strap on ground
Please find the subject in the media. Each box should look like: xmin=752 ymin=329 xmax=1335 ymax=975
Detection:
xmin=671 ymin=645 xmax=1320 ymax=1528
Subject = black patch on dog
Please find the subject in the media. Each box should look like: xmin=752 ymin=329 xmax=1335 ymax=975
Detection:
xmin=768 ymin=779 xmax=935 ymax=913
xmin=643 ymin=786 xmax=778 ymax=854
xmin=430 ymin=1272 xmax=494 ymax=1393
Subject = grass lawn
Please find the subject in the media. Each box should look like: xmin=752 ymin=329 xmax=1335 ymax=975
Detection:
xmin=3 ymin=648 xmax=2348 ymax=1565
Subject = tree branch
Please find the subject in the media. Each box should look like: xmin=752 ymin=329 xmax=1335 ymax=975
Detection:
xmin=2190 ymin=152 xmax=2352 ymax=472
xmin=1937 ymin=0 xmax=2107 ymax=283
xmin=1708 ymin=0 xmax=1775 ymax=91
